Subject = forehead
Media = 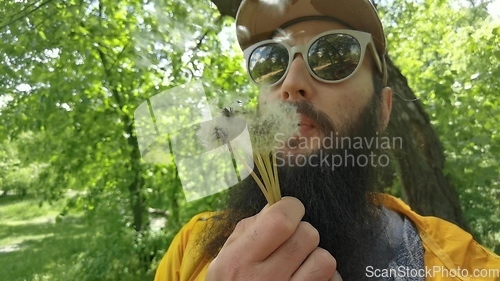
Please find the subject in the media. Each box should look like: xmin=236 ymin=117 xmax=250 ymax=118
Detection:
xmin=273 ymin=20 xmax=350 ymax=44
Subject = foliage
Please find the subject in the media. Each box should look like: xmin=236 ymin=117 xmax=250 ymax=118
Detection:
xmin=0 ymin=0 xmax=245 ymax=278
xmin=379 ymin=0 xmax=500 ymax=251
xmin=0 ymin=137 xmax=45 ymax=196
xmin=1 ymin=0 xmax=499 ymax=279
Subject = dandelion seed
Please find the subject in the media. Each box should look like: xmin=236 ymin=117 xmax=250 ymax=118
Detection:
xmin=249 ymin=102 xmax=299 ymax=151
xmin=198 ymin=116 xmax=242 ymax=150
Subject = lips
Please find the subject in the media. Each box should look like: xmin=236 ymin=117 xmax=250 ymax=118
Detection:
xmin=298 ymin=114 xmax=316 ymax=136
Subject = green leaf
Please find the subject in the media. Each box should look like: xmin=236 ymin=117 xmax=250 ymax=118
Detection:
xmin=493 ymin=27 xmax=500 ymax=36
xmin=38 ymin=31 xmax=47 ymax=40
xmin=494 ymin=50 xmax=500 ymax=61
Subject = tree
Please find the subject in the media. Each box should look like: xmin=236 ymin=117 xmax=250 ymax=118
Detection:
xmin=0 ymin=0 xmax=240 ymax=278
xmin=379 ymin=0 xmax=500 ymax=251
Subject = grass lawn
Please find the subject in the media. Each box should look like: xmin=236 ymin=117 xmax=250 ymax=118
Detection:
xmin=0 ymin=195 xmax=91 ymax=281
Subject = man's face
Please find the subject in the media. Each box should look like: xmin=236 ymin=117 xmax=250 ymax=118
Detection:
xmin=258 ymin=20 xmax=390 ymax=154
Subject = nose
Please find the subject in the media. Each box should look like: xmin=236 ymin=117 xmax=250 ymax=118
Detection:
xmin=280 ymin=54 xmax=314 ymax=101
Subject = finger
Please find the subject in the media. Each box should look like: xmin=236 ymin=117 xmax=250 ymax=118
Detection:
xmin=224 ymin=215 xmax=257 ymax=246
xmin=330 ymin=271 xmax=343 ymax=281
xmin=229 ymin=197 xmax=305 ymax=262
xmin=264 ymin=221 xmax=319 ymax=277
xmin=222 ymin=202 xmax=271 ymax=246
xmin=290 ymin=248 xmax=336 ymax=281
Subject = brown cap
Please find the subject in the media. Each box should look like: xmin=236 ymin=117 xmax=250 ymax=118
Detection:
xmin=235 ymin=0 xmax=386 ymax=58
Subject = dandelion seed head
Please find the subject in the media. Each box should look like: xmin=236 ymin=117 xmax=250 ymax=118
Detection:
xmin=248 ymin=102 xmax=299 ymax=152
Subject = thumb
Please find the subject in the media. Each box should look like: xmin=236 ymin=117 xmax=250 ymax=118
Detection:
xmin=330 ymin=271 xmax=343 ymax=281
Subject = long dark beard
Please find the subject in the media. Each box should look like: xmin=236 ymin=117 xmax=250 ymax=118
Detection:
xmin=201 ymin=96 xmax=396 ymax=280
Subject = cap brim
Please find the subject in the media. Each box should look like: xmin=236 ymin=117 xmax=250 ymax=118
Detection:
xmin=236 ymin=0 xmax=386 ymax=58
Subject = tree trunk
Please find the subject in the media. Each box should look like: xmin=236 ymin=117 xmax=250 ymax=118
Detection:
xmin=385 ymin=57 xmax=468 ymax=230
xmin=211 ymin=0 xmax=469 ymax=231
xmin=126 ymin=119 xmax=147 ymax=232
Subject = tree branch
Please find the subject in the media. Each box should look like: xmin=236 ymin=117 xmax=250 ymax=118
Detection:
xmin=0 ymin=0 xmax=55 ymax=30
xmin=2 ymin=0 xmax=45 ymax=23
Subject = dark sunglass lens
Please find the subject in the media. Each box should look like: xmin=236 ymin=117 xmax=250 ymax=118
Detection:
xmin=308 ymin=34 xmax=361 ymax=81
xmin=248 ymin=43 xmax=288 ymax=85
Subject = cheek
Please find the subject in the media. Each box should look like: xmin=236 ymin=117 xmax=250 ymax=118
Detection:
xmin=340 ymin=70 xmax=375 ymax=114
xmin=314 ymin=84 xmax=372 ymax=131
xmin=319 ymin=98 xmax=351 ymax=132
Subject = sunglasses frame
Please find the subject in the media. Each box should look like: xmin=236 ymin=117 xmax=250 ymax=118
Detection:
xmin=243 ymin=29 xmax=383 ymax=87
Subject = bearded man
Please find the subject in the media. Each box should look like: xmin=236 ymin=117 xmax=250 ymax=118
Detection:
xmin=154 ymin=0 xmax=500 ymax=280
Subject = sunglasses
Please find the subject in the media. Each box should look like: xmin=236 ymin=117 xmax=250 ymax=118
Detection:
xmin=243 ymin=30 xmax=383 ymax=87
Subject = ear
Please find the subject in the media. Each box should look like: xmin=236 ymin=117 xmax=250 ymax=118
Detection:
xmin=379 ymin=87 xmax=392 ymax=131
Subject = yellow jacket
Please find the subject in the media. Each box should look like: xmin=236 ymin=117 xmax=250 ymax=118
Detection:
xmin=155 ymin=195 xmax=500 ymax=281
